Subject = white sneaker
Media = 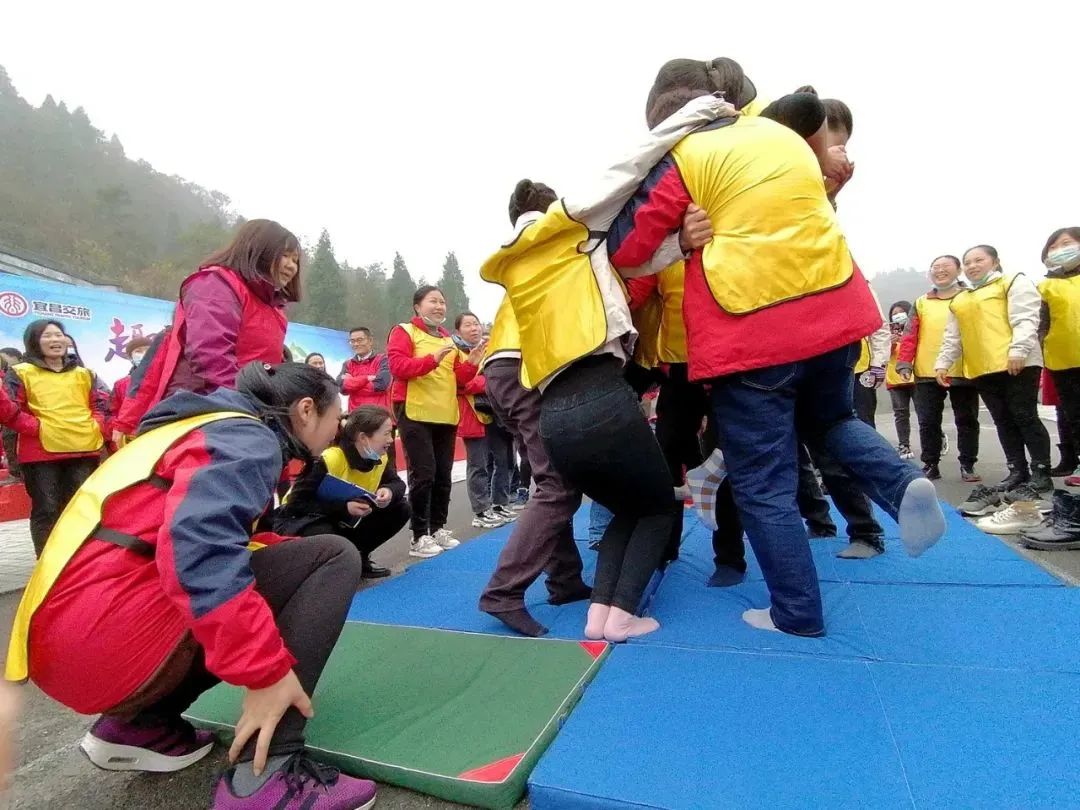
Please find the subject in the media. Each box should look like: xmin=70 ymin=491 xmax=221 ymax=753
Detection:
xmin=976 ymin=503 xmax=1044 ymax=535
xmin=472 ymin=511 xmax=504 ymax=529
xmin=491 ymin=505 xmax=517 ymax=522
xmin=409 ymin=536 xmax=443 ymax=558
xmin=432 ymin=528 xmax=460 ymax=549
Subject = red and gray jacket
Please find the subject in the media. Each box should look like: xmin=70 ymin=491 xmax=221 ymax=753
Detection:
xmin=112 ymin=265 xmax=288 ymax=435
xmin=337 ymin=353 xmax=391 ymax=411
xmin=27 ymin=388 xmax=297 ymax=714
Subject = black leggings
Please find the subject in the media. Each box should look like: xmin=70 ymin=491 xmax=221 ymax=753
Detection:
xmin=1051 ymin=368 xmax=1080 ymax=466
xmin=122 ymin=534 xmax=362 ymax=760
xmin=22 ymin=457 xmax=99 ymax=556
xmin=976 ymin=367 xmax=1051 ymax=470
xmin=301 ymin=499 xmax=411 ymax=557
xmin=395 ymin=405 xmax=456 ymax=538
xmin=912 ymin=381 xmax=980 ymax=467
xmin=540 ymin=357 xmax=673 ymax=613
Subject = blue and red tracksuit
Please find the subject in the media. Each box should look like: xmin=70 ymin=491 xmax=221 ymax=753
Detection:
xmin=28 ymin=388 xmax=297 ymax=714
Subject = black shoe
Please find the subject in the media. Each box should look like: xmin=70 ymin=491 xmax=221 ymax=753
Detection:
xmin=1050 ymin=459 xmax=1078 ymax=477
xmin=922 ymin=463 xmax=941 ymax=481
xmin=361 ymin=558 xmax=391 ymax=579
xmin=1022 ymin=490 xmax=1080 ymax=550
xmin=998 ymin=466 xmax=1030 ymax=492
xmin=1029 ymin=463 xmax=1053 ymax=495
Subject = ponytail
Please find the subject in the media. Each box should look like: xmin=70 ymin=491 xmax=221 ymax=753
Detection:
xmin=235 ymin=361 xmax=339 ymax=418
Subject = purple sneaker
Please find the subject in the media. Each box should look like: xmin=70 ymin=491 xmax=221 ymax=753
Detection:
xmin=212 ymin=754 xmax=377 ymax=810
xmin=80 ymin=716 xmax=215 ymax=772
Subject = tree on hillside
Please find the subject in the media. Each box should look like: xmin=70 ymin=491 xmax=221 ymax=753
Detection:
xmin=867 ymin=267 xmax=927 ymax=311
xmin=386 ymin=252 xmax=416 ymax=324
xmin=438 ymin=251 xmax=470 ymax=319
xmin=295 ymin=230 xmax=346 ymax=329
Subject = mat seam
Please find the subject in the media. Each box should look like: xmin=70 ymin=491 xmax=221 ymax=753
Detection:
xmin=865 ymin=661 xmax=917 ymax=810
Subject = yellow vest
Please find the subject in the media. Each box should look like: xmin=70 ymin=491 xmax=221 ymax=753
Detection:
xmin=740 ymin=94 xmax=770 ymax=118
xmin=399 ymin=323 xmax=459 ymax=425
xmin=886 ymin=344 xmax=910 ymax=387
xmin=485 ymin=295 xmax=521 ymax=358
xmin=914 ymin=295 xmax=963 ymax=379
xmin=670 ymin=116 xmax=852 ymax=315
xmin=321 ymin=446 xmax=387 ymax=492
xmin=854 ymin=339 xmax=870 ymax=374
xmin=479 ymin=202 xmax=608 ymax=390
xmin=13 ymin=363 xmax=103 ymax=454
xmin=1038 ymin=275 xmax=1080 ymax=371
xmin=950 ymin=275 xmax=1017 ymax=379
xmin=631 ymin=293 xmax=662 ymax=370
xmin=657 ymin=262 xmax=688 ymax=364
xmin=6 ymin=411 xmax=257 ymax=682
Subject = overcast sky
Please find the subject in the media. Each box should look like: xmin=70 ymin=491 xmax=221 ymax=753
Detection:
xmin=6 ymin=1 xmax=1079 ymax=320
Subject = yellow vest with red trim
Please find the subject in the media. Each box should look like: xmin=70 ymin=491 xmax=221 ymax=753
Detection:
xmin=13 ymin=363 xmax=103 ymax=454
xmin=657 ymin=262 xmax=688 ymax=363
xmin=670 ymin=115 xmax=853 ymax=315
xmin=6 ymin=411 xmax=258 ymax=682
xmin=950 ymin=274 xmax=1017 ymax=379
xmin=1038 ymin=274 xmax=1080 ymax=371
xmin=479 ymin=203 xmax=608 ymax=390
xmin=886 ymin=344 xmax=910 ymax=387
xmin=914 ymin=295 xmax=963 ymax=379
xmin=321 ymin=445 xmax=387 ymax=492
xmin=399 ymin=323 xmax=459 ymax=425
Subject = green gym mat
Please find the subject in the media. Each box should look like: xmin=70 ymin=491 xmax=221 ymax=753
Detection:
xmin=184 ymin=622 xmax=609 ymax=809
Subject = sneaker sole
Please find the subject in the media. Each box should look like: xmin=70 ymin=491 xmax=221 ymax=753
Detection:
xmin=80 ymin=733 xmax=213 ymax=773
xmin=960 ymin=504 xmax=1000 ymax=517
xmin=898 ymin=478 xmax=946 ymax=557
xmin=1021 ymin=537 xmax=1080 ymax=551
xmin=977 ymin=522 xmax=1045 ymax=535
xmin=409 ymin=548 xmax=442 ymax=558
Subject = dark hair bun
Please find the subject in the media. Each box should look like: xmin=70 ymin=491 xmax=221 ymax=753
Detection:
xmin=794 ymin=85 xmax=818 ymax=96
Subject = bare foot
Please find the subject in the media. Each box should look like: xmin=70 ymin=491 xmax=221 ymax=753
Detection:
xmin=585 ymin=603 xmax=611 ymax=640
xmin=604 ymin=606 xmax=660 ymax=642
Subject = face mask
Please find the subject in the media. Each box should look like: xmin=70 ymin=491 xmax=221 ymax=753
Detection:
xmin=891 ymin=312 xmax=908 ymax=325
xmin=931 ymin=279 xmax=959 ymax=292
xmin=130 ymin=351 xmax=146 ymax=367
xmin=421 ymin=314 xmax=446 ymax=327
xmin=1046 ymin=245 xmax=1080 ymax=272
xmin=359 ymin=441 xmax=382 ymax=462
xmin=968 ymin=271 xmax=997 ymax=289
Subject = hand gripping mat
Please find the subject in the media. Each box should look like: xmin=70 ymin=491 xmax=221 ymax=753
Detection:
xmin=184 ymin=622 xmax=609 ymax=809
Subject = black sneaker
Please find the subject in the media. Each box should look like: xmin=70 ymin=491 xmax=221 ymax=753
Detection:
xmin=997 ymin=467 xmax=1030 ymax=492
xmin=1029 ymin=464 xmax=1053 ymax=495
xmin=922 ymin=463 xmax=941 ymax=481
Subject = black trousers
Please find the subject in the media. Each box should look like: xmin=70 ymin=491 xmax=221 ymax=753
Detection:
xmin=540 ymin=358 xmax=673 ymax=613
xmin=853 ymin=377 xmax=877 ymax=427
xmin=126 ymin=534 xmax=362 ymax=761
xmin=22 ymin=457 xmax=99 ymax=556
xmin=655 ymin=364 xmax=709 ymax=563
xmin=912 ymin=381 xmax=980 ymax=466
xmin=889 ymin=386 xmax=914 ymax=447
xmin=301 ymin=499 xmax=410 ymax=557
xmin=799 ymin=443 xmax=884 ymax=550
xmin=395 ymin=405 xmax=457 ymax=538
xmin=976 ymin=367 xmax=1051 ymax=470
xmin=1051 ymin=368 xmax=1080 ymax=467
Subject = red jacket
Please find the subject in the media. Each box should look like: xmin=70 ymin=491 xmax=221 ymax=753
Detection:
xmin=337 ymin=353 xmax=391 ymax=411
xmin=457 ymin=374 xmax=488 ymax=440
xmin=4 ymin=359 xmax=108 ymax=464
xmin=113 ymin=266 xmax=288 ymax=436
xmin=28 ymin=389 xmax=297 ymax=714
xmin=608 ymin=156 xmax=880 ymax=381
xmin=387 ymin=318 xmax=479 ymax=408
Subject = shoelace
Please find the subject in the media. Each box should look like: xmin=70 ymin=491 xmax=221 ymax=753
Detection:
xmin=282 ymin=753 xmax=340 ymax=797
xmin=968 ymin=485 xmax=997 ymax=502
xmin=1009 ymin=485 xmax=1041 ymax=502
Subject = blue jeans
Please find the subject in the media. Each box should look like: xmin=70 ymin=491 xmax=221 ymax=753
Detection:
xmin=709 ymin=343 xmax=922 ymax=635
xmin=589 ymin=501 xmax=614 ymax=542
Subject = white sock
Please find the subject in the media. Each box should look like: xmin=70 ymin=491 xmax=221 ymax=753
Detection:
xmin=742 ymin=608 xmax=780 ymax=632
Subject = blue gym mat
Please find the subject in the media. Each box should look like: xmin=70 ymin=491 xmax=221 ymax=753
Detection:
xmin=529 ymin=645 xmax=914 ymax=810
xmin=342 ymin=501 xmax=1080 ymax=807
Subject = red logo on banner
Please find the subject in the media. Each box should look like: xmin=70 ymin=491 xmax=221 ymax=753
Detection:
xmin=0 ymin=292 xmax=29 ymax=318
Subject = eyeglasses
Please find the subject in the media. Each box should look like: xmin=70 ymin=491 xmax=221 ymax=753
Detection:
xmin=348 ymin=338 xmax=366 ymax=344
